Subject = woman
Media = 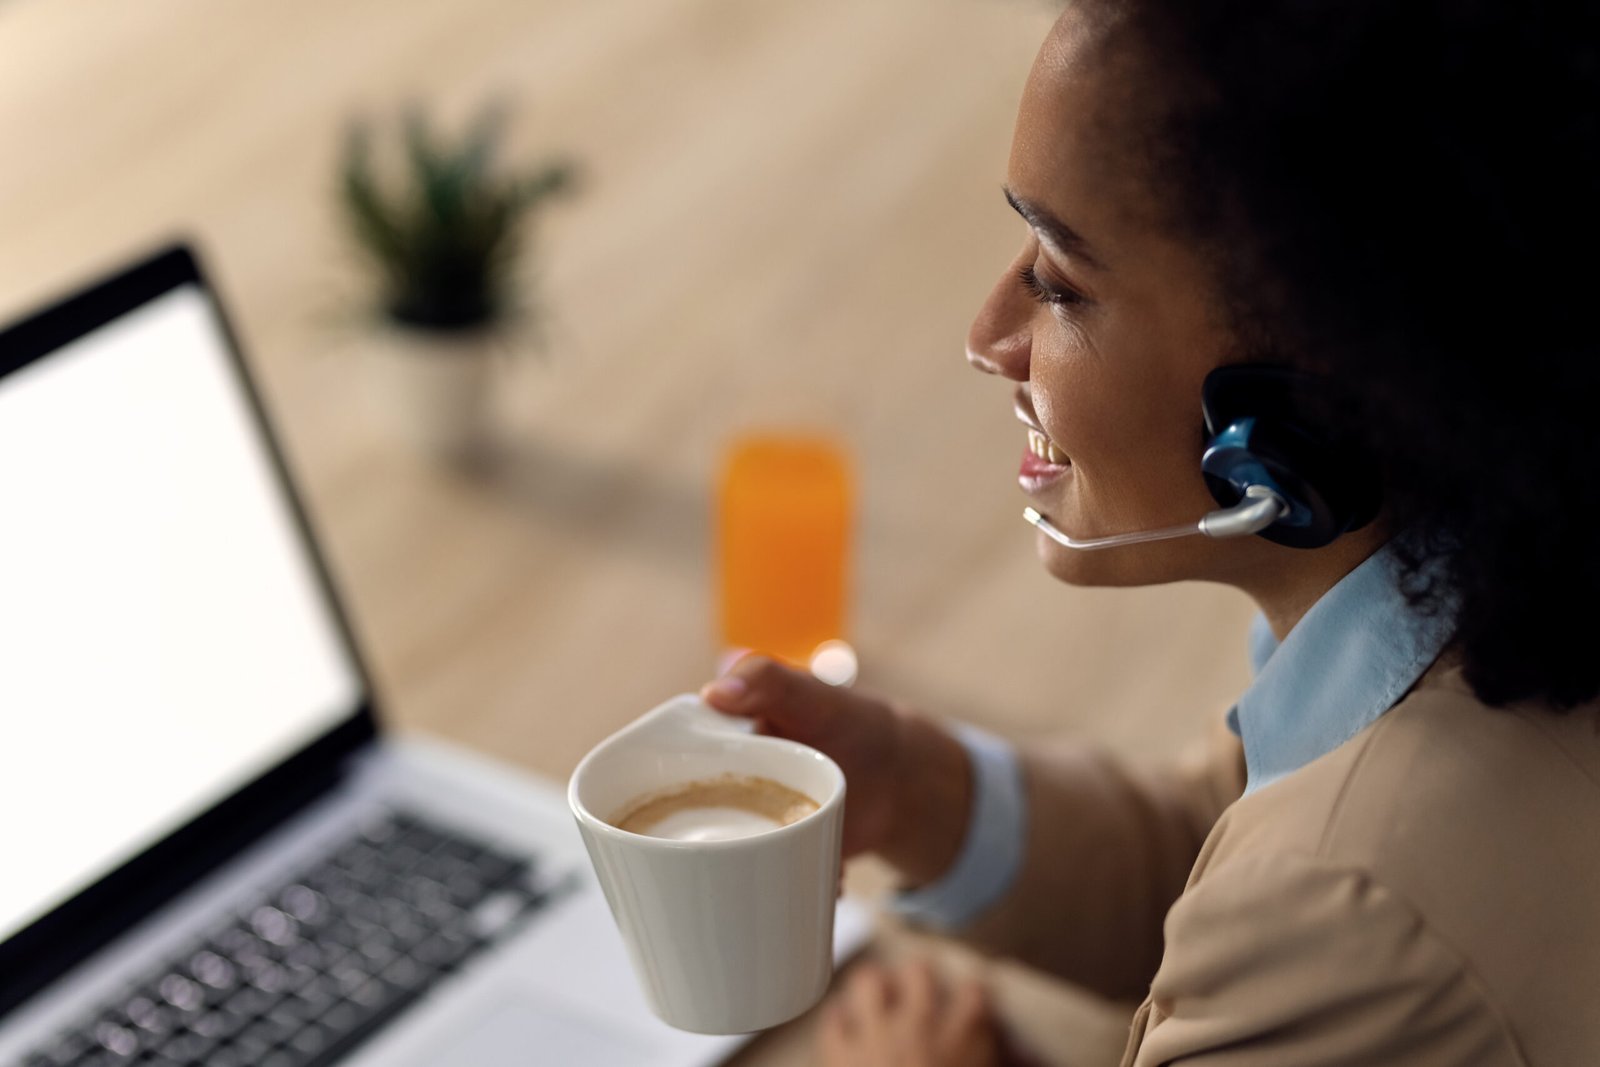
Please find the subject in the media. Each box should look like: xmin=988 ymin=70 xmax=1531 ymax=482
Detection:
xmin=703 ymin=1 xmax=1597 ymax=1064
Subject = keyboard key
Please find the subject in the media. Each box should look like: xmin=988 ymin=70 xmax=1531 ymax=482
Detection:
xmin=288 ymin=1021 xmax=334 ymax=1058
xmin=355 ymin=937 xmax=399 ymax=972
xmin=188 ymin=949 xmax=239 ymax=992
xmin=190 ymin=1008 xmax=233 ymax=1040
xmin=92 ymin=1019 xmax=140 ymax=1057
xmin=220 ymin=984 xmax=276 ymax=1019
xmin=279 ymin=884 xmax=326 ymax=925
xmin=125 ymin=996 xmax=177 ymax=1039
xmin=227 ymin=1029 xmax=277 ymax=1062
xmin=253 ymin=1008 xmax=303 ymax=1046
xmin=380 ymin=955 xmax=425 ymax=990
xmin=157 ymin=975 xmax=203 ymax=1014
xmin=156 ymin=1026 xmax=217 ymax=1063
xmin=349 ymin=977 xmax=397 ymax=1011
xmin=268 ymin=996 xmax=315 ymax=1028
xmin=243 ymin=958 xmax=290 ymax=994
xmin=280 ymin=939 xmax=327 ymax=971
xmin=413 ymin=928 xmax=475 ymax=970
xmin=330 ymin=958 xmax=375 ymax=996
xmin=318 ymin=999 xmax=362 ymax=1033
xmin=249 ymin=906 xmax=298 ymax=946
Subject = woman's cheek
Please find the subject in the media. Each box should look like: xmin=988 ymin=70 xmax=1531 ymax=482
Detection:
xmin=1031 ymin=353 xmax=1107 ymax=467
xmin=1027 ymin=356 xmax=1086 ymax=468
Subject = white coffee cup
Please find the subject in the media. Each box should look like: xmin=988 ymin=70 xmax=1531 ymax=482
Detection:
xmin=567 ymin=694 xmax=846 ymax=1034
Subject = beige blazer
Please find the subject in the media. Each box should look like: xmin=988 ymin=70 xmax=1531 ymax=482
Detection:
xmin=958 ymin=649 xmax=1600 ymax=1065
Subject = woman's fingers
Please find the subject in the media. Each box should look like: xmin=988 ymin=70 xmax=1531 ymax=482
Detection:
xmin=845 ymin=961 xmax=893 ymax=1020
xmin=895 ymin=959 xmax=940 ymax=1030
xmin=827 ymin=963 xmax=894 ymax=1067
xmin=817 ymin=960 xmax=1003 ymax=1067
xmin=699 ymin=654 xmax=842 ymax=741
xmin=819 ymin=994 xmax=856 ymax=1065
xmin=944 ymin=977 xmax=990 ymax=1036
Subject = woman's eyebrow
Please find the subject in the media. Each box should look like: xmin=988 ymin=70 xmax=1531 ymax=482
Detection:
xmin=1004 ymin=186 xmax=1108 ymax=273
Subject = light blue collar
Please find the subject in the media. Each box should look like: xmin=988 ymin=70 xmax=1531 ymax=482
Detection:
xmin=1227 ymin=541 xmax=1458 ymax=795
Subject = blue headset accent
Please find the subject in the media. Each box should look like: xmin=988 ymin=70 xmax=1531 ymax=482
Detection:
xmin=1199 ymin=364 xmax=1383 ymax=550
xmin=1201 ymin=418 xmax=1316 ymax=529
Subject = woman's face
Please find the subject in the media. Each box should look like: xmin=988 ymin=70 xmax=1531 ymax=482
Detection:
xmin=968 ymin=5 xmax=1264 ymax=588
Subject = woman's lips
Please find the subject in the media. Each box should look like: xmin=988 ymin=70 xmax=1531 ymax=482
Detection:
xmin=1014 ymin=391 xmax=1070 ymax=493
xmin=1019 ymin=442 xmax=1071 ymax=494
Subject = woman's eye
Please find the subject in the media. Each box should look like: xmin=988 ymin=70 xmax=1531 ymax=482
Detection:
xmin=1017 ymin=263 xmax=1085 ymax=309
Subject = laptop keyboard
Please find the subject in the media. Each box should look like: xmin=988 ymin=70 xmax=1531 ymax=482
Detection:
xmin=20 ymin=810 xmax=558 ymax=1067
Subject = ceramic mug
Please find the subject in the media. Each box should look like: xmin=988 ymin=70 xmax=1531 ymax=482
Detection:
xmin=567 ymin=694 xmax=846 ymax=1034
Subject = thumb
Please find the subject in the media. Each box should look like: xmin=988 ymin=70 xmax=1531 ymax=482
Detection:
xmin=698 ymin=654 xmax=842 ymax=740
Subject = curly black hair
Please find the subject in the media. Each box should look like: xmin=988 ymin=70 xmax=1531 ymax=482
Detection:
xmin=1103 ymin=0 xmax=1600 ymax=711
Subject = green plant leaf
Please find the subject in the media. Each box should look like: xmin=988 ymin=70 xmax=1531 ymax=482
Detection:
xmin=337 ymin=102 xmax=578 ymax=333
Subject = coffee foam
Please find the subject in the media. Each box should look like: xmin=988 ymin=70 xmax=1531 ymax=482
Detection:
xmin=609 ymin=774 xmax=819 ymax=841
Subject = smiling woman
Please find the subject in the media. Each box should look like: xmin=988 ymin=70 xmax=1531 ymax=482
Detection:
xmin=698 ymin=1 xmax=1598 ymax=1065
xmin=963 ymin=3 xmax=1364 ymax=602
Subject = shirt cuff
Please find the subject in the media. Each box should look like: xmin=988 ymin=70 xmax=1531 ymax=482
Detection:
xmin=885 ymin=722 xmax=1027 ymax=931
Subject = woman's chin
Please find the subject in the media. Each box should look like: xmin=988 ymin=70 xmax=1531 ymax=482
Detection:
xmin=1037 ymin=528 xmax=1103 ymax=586
xmin=1035 ymin=527 xmax=1165 ymax=588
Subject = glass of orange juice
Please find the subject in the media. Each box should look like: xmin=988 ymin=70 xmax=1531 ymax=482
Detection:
xmin=716 ymin=434 xmax=854 ymax=681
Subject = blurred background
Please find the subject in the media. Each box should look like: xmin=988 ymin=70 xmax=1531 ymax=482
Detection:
xmin=1 ymin=0 xmax=1260 ymax=1061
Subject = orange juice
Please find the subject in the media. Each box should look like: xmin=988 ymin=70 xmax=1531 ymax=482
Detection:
xmin=716 ymin=436 xmax=852 ymax=668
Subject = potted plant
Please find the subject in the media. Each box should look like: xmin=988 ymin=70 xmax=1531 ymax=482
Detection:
xmin=339 ymin=104 xmax=575 ymax=464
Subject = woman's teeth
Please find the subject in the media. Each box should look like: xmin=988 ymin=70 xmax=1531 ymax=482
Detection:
xmin=1028 ymin=428 xmax=1069 ymax=465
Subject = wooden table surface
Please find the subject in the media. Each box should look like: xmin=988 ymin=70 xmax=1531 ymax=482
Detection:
xmin=1 ymin=2 xmax=1260 ymax=1063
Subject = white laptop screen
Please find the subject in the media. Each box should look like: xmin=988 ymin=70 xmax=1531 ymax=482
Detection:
xmin=0 ymin=283 xmax=362 ymax=944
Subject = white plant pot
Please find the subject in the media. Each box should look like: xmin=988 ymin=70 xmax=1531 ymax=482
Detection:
xmin=368 ymin=324 xmax=499 ymax=465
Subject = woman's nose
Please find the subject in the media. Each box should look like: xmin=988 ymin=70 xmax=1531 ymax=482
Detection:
xmin=965 ymin=257 xmax=1031 ymax=381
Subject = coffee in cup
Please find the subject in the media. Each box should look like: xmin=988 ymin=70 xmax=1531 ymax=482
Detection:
xmin=610 ymin=774 xmax=819 ymax=841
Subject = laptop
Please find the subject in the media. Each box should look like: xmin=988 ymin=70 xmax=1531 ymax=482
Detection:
xmin=0 ymin=244 xmax=870 ymax=1067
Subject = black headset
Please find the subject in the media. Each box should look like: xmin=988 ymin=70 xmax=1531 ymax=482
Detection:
xmin=1199 ymin=364 xmax=1383 ymax=549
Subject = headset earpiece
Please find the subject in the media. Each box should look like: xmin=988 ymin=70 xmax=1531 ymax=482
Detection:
xmin=1200 ymin=364 xmax=1383 ymax=549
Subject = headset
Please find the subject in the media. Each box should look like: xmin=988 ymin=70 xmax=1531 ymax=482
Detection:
xmin=1023 ymin=363 xmax=1383 ymax=551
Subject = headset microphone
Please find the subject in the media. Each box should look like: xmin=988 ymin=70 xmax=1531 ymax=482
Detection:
xmin=1020 ymin=364 xmax=1383 ymax=552
xmin=1024 ymin=483 xmax=1288 ymax=550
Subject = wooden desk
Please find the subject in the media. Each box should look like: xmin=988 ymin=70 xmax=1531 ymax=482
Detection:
xmin=0 ymin=2 xmax=1258 ymax=1062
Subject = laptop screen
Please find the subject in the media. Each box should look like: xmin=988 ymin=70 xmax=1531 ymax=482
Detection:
xmin=0 ymin=280 xmax=363 ymax=945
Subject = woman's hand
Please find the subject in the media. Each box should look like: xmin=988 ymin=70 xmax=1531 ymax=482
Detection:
xmin=819 ymin=960 xmax=1004 ymax=1067
xmin=699 ymin=655 xmax=972 ymax=885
